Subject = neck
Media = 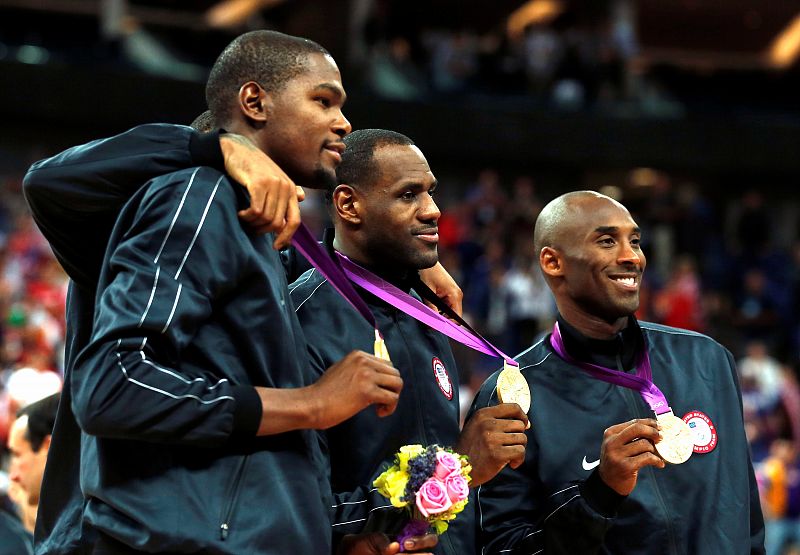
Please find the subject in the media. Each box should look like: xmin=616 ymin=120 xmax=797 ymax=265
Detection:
xmin=557 ymin=303 xmax=630 ymax=340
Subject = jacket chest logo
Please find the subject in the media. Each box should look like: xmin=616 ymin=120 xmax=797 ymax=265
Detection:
xmin=682 ymin=410 xmax=718 ymax=454
xmin=432 ymin=357 xmax=453 ymax=400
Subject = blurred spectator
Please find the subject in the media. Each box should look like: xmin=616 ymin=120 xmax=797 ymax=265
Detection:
xmin=735 ymin=190 xmax=772 ymax=256
xmin=368 ymin=37 xmax=428 ymax=101
xmin=507 ymin=176 xmax=544 ymax=245
xmin=739 ymin=341 xmax=785 ymax=411
xmin=426 ymin=29 xmax=479 ymax=93
xmin=501 ymin=248 xmax=556 ymax=353
xmin=466 ymin=168 xmax=507 ymax=231
xmin=759 ymin=439 xmax=800 ymax=555
xmin=652 ymin=255 xmax=704 ymax=332
xmin=733 ymin=269 xmax=782 ymax=347
xmin=6 ymin=393 xmax=59 ymax=534
xmin=521 ymin=23 xmax=563 ymax=95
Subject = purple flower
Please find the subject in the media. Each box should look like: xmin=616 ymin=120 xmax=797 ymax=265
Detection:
xmin=397 ymin=520 xmax=430 ymax=553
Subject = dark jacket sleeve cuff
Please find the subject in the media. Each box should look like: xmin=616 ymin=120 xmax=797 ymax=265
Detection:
xmin=189 ymin=129 xmax=225 ymax=171
xmin=230 ymin=385 xmax=262 ymax=438
xmin=580 ymin=470 xmax=626 ymax=517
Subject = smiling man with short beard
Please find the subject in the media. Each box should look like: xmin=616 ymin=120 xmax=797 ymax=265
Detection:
xmin=469 ymin=191 xmax=764 ymax=555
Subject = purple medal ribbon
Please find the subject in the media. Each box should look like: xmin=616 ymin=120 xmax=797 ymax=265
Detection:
xmin=335 ymin=252 xmax=518 ymax=367
xmin=290 ymin=223 xmax=518 ymax=367
xmin=291 ymin=223 xmax=377 ymax=328
xmin=549 ymin=321 xmax=670 ymax=415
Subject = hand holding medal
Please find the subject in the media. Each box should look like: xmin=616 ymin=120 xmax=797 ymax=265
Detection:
xmin=550 ymin=321 xmax=693 ymax=465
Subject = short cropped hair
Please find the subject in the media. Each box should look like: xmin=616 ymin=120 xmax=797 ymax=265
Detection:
xmin=206 ymin=30 xmax=330 ymax=126
xmin=330 ymin=129 xmax=415 ymax=202
xmin=190 ymin=110 xmax=215 ymax=133
xmin=16 ymin=392 xmax=59 ymax=452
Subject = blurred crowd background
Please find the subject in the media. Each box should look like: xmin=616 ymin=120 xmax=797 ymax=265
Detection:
xmin=3 ymin=0 xmax=800 ymax=552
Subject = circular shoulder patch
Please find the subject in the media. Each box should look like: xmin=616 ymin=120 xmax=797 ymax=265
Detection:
xmin=432 ymin=357 xmax=453 ymax=400
xmin=682 ymin=410 xmax=718 ymax=454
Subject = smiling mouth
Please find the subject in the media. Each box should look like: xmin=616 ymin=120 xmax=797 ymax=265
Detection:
xmin=610 ymin=275 xmax=638 ymax=290
xmin=323 ymin=147 xmax=342 ymax=162
xmin=414 ymin=230 xmax=439 ymax=243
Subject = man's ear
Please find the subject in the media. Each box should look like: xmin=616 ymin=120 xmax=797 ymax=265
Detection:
xmin=333 ymin=184 xmax=361 ymax=225
xmin=540 ymin=246 xmax=564 ymax=277
xmin=40 ymin=434 xmax=52 ymax=455
xmin=238 ymin=81 xmax=271 ymax=125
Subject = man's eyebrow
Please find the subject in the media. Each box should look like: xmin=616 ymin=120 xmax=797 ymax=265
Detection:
xmin=594 ymin=226 xmax=641 ymax=234
xmin=314 ymin=83 xmax=346 ymax=102
xmin=398 ymin=178 xmax=438 ymax=190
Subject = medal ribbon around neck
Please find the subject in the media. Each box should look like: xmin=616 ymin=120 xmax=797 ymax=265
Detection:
xmin=549 ymin=321 xmax=670 ymax=415
xmin=550 ymin=321 xmax=693 ymax=463
xmin=335 ymin=250 xmax=529 ymax=417
xmin=293 ymin=225 xmax=526 ymax=413
xmin=334 ymin=250 xmax=519 ymax=368
xmin=292 ymin=223 xmax=390 ymax=361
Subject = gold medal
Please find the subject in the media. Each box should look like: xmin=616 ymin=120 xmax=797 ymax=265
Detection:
xmin=655 ymin=410 xmax=694 ymax=464
xmin=373 ymin=329 xmax=391 ymax=362
xmin=496 ymin=361 xmax=531 ymax=415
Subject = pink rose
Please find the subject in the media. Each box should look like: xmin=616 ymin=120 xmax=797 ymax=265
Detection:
xmin=434 ymin=451 xmax=461 ymax=481
xmin=415 ymin=478 xmax=453 ymax=517
xmin=445 ymin=474 xmax=470 ymax=503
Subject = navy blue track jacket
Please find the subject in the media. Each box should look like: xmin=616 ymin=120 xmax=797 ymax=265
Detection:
xmin=24 ymin=125 xmax=329 ymax=554
xmin=469 ymin=318 xmax=765 ymax=555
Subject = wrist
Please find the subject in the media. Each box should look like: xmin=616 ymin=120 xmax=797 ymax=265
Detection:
xmin=254 ymin=385 xmax=320 ymax=435
xmin=189 ymin=128 xmax=225 ymax=170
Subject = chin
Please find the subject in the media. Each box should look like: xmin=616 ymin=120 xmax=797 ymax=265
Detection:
xmin=307 ymin=167 xmax=337 ymax=190
xmin=413 ymin=253 xmax=439 ymax=270
xmin=617 ymin=301 xmax=640 ymax=317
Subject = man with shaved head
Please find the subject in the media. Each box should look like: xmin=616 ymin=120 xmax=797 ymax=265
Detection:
xmin=468 ymin=191 xmax=764 ymax=554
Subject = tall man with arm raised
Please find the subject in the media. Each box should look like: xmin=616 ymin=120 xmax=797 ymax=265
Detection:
xmin=26 ymin=30 xmax=405 ymax=555
xmin=290 ymin=129 xmax=530 ymax=555
xmin=468 ymin=191 xmax=765 ymax=554
xmin=24 ymin=92 xmax=461 ymax=555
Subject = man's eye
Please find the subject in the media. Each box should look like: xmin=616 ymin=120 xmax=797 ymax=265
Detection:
xmin=316 ymin=97 xmax=331 ymax=107
xmin=402 ymin=191 xmax=415 ymax=200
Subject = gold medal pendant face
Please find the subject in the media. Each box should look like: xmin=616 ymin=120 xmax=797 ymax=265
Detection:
xmin=655 ymin=411 xmax=694 ymax=464
xmin=496 ymin=363 xmax=531 ymax=414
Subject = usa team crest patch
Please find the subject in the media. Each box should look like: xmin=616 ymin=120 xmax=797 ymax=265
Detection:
xmin=682 ymin=410 xmax=718 ymax=454
xmin=432 ymin=357 xmax=453 ymax=400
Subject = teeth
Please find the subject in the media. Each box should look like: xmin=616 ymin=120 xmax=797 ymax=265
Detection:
xmin=615 ymin=277 xmax=635 ymax=286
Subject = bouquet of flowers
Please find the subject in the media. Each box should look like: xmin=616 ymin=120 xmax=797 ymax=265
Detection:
xmin=373 ymin=444 xmax=471 ymax=549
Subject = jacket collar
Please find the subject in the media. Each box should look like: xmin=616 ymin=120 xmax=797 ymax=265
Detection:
xmin=556 ymin=315 xmax=643 ymax=372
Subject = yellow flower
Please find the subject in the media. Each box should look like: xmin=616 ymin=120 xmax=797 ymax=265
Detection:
xmin=396 ymin=444 xmax=424 ymax=472
xmin=450 ymin=498 xmax=469 ymax=515
xmin=459 ymin=457 xmax=473 ymax=484
xmin=373 ymin=468 xmax=409 ymax=508
xmin=432 ymin=520 xmax=449 ymax=535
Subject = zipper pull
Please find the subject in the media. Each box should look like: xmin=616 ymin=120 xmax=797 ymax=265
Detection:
xmin=220 ymin=523 xmax=229 ymax=540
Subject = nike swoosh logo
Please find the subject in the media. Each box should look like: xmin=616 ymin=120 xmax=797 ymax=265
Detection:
xmin=582 ymin=456 xmax=600 ymax=471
